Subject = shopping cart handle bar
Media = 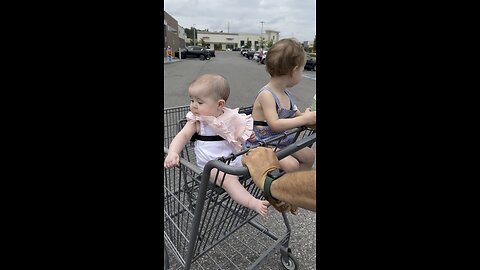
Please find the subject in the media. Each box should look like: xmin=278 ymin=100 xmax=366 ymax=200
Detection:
xmin=164 ymin=132 xmax=316 ymax=178
xmin=275 ymin=133 xmax=316 ymax=160
xmin=202 ymin=133 xmax=316 ymax=178
xmin=203 ymin=159 xmax=249 ymax=176
xmin=163 ymin=147 xmax=203 ymax=175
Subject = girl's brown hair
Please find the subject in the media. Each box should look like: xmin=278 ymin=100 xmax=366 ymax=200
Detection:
xmin=265 ymin=38 xmax=306 ymax=77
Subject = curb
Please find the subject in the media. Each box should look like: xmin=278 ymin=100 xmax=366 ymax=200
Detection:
xmin=164 ymin=58 xmax=181 ymax=64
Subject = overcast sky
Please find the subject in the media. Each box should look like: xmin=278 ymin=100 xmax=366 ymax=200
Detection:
xmin=164 ymin=0 xmax=316 ymax=43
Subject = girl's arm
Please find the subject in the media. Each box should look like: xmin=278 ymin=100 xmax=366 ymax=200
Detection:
xmin=295 ymin=106 xmax=314 ymax=117
xmin=295 ymin=109 xmax=303 ymax=117
xmin=258 ymin=92 xmax=316 ymax=132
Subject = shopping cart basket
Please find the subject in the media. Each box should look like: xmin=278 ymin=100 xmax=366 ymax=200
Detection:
xmin=164 ymin=105 xmax=316 ymax=270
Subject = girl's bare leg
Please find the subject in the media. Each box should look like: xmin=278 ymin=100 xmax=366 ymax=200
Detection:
xmin=291 ymin=147 xmax=315 ymax=171
xmin=210 ymin=169 xmax=269 ymax=217
xmin=275 ymin=146 xmax=315 ymax=172
xmin=278 ymin=155 xmax=300 ymax=172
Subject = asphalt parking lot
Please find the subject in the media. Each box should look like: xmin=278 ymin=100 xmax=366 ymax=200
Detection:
xmin=164 ymin=51 xmax=316 ymax=110
xmin=164 ymin=51 xmax=317 ymax=269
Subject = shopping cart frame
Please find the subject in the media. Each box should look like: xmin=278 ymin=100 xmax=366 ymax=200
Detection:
xmin=164 ymin=105 xmax=315 ymax=270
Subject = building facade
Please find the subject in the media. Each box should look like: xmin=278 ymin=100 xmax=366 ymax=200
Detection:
xmin=164 ymin=11 xmax=180 ymax=56
xmin=164 ymin=10 xmax=283 ymax=53
xmin=196 ymin=30 xmax=280 ymax=51
xmin=178 ymin=25 xmax=186 ymax=49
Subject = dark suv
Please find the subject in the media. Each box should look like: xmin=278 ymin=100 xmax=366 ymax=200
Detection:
xmin=181 ymin=46 xmax=211 ymax=60
xmin=304 ymin=54 xmax=316 ymax=71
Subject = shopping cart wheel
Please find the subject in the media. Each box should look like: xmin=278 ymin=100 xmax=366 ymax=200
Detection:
xmin=281 ymin=252 xmax=299 ymax=270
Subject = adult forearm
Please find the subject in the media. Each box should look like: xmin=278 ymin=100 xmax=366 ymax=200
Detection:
xmin=270 ymin=170 xmax=316 ymax=212
xmin=242 ymin=147 xmax=316 ymax=213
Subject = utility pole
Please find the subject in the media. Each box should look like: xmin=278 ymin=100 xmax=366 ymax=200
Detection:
xmin=259 ymin=21 xmax=265 ymax=50
xmin=193 ymin=24 xmax=196 ymax=46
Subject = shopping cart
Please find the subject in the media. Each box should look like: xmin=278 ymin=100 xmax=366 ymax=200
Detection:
xmin=164 ymin=105 xmax=316 ymax=270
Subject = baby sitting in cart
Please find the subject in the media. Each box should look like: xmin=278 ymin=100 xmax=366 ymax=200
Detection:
xmin=164 ymin=74 xmax=270 ymax=217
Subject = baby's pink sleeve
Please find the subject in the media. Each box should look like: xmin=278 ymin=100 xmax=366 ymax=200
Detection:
xmin=231 ymin=113 xmax=253 ymax=143
xmin=185 ymin=111 xmax=197 ymax=123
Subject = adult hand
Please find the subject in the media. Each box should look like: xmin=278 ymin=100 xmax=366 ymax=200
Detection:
xmin=242 ymin=147 xmax=298 ymax=214
xmin=242 ymin=147 xmax=280 ymax=190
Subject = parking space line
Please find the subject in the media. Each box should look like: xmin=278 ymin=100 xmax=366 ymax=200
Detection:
xmin=302 ymin=74 xmax=316 ymax=81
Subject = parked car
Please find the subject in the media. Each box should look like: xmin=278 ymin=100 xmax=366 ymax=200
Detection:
xmin=240 ymin=48 xmax=250 ymax=56
xmin=255 ymin=50 xmax=267 ymax=63
xmin=305 ymin=54 xmax=316 ymax=71
xmin=253 ymin=51 xmax=261 ymax=61
xmin=260 ymin=51 xmax=268 ymax=64
xmin=245 ymin=50 xmax=255 ymax=59
xmin=181 ymin=46 xmax=211 ymax=60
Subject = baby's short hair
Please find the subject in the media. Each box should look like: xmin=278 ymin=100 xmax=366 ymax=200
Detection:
xmin=190 ymin=74 xmax=230 ymax=101
xmin=265 ymin=38 xmax=306 ymax=77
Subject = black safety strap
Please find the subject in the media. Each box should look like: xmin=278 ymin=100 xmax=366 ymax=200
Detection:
xmin=190 ymin=133 xmax=225 ymax=142
xmin=253 ymin=120 xmax=269 ymax=126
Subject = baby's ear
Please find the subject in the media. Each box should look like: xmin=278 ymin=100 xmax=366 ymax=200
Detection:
xmin=218 ymin=99 xmax=225 ymax=107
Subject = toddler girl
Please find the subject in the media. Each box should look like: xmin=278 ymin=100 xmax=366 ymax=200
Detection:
xmin=244 ymin=39 xmax=316 ymax=172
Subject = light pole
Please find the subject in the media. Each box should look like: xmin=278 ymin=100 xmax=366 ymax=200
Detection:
xmin=259 ymin=21 xmax=265 ymax=50
xmin=193 ymin=24 xmax=196 ymax=46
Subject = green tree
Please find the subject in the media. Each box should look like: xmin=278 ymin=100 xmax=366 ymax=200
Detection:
xmin=245 ymin=38 xmax=252 ymax=49
xmin=200 ymin=38 xmax=206 ymax=47
xmin=313 ymin=35 xmax=316 ymax=52
xmin=185 ymin=28 xmax=193 ymax=39
xmin=267 ymin=39 xmax=273 ymax=49
xmin=259 ymin=37 xmax=266 ymax=49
